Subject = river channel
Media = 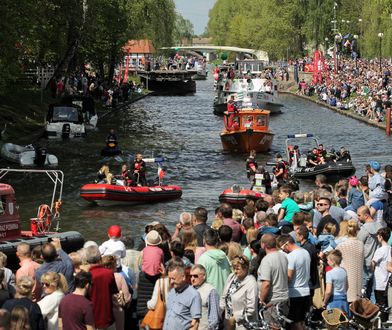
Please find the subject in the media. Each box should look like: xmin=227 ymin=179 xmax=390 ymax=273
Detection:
xmin=2 ymin=77 xmax=392 ymax=244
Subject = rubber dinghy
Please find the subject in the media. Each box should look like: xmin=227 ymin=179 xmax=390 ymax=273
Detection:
xmin=80 ymin=183 xmax=182 ymax=205
xmin=1 ymin=143 xmax=58 ymax=166
xmin=219 ymin=184 xmax=265 ymax=207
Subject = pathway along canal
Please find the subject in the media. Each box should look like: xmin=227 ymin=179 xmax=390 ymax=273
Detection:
xmin=2 ymin=77 xmax=392 ymax=243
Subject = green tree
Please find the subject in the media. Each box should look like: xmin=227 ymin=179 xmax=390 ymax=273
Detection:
xmin=173 ymin=14 xmax=194 ymax=45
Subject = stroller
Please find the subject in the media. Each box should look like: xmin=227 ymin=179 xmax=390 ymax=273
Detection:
xmin=349 ymin=298 xmax=380 ymax=329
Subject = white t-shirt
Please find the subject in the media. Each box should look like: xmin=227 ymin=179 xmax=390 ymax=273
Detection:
xmin=99 ymin=238 xmax=126 ymax=267
xmin=287 ymin=248 xmax=310 ymax=298
xmin=374 ymin=245 xmax=391 ymax=290
xmin=38 ymin=290 xmax=64 ymax=330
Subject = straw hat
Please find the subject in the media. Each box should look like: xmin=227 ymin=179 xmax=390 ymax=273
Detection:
xmin=145 ymin=230 xmax=162 ymax=246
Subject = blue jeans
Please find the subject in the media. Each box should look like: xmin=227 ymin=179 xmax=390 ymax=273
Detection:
xmin=363 ymin=265 xmax=376 ymax=303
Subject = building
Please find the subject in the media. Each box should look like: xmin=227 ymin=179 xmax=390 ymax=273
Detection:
xmin=122 ymin=40 xmax=155 ymax=70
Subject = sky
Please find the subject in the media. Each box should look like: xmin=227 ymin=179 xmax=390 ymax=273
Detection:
xmin=174 ymin=0 xmax=216 ymax=35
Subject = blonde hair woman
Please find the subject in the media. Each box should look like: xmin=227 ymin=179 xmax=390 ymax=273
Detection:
xmin=335 ymin=220 xmax=349 ymax=245
xmin=2 ymin=276 xmax=44 ymax=330
xmin=336 ymin=220 xmax=364 ymax=303
xmin=37 ymin=272 xmax=68 ymax=330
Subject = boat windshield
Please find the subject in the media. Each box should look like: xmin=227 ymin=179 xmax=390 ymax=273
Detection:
xmin=52 ymin=106 xmax=81 ymax=123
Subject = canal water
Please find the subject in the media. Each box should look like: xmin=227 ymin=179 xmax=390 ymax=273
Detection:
xmin=2 ymin=77 xmax=392 ymax=244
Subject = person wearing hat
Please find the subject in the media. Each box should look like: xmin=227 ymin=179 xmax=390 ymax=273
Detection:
xmin=141 ymin=230 xmax=164 ymax=277
xmin=99 ymin=225 xmax=126 ymax=270
xmin=345 ymin=176 xmax=365 ymax=212
xmin=368 ymin=160 xmax=386 ymax=195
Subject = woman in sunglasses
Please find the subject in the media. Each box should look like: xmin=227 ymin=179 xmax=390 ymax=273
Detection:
xmin=220 ymin=255 xmax=258 ymax=330
xmin=37 ymin=271 xmax=68 ymax=330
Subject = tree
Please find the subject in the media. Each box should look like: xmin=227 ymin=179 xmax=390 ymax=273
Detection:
xmin=173 ymin=14 xmax=194 ymax=45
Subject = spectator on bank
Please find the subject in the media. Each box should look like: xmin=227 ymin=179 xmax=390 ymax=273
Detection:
xmin=198 ymin=229 xmax=231 ymax=296
xmin=220 ymin=256 xmax=258 ymax=330
xmin=2 ymin=276 xmax=44 ymax=330
xmin=193 ymin=207 xmax=211 ymax=247
xmin=58 ymin=271 xmax=94 ymax=330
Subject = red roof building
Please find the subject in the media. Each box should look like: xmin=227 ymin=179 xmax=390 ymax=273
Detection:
xmin=122 ymin=40 xmax=155 ymax=70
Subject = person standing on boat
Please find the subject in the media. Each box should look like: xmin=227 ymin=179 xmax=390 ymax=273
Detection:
xmin=274 ymin=153 xmax=289 ymax=184
xmin=132 ymin=154 xmax=147 ymax=186
xmin=227 ymin=96 xmax=239 ymax=131
xmin=246 ymin=150 xmax=258 ymax=187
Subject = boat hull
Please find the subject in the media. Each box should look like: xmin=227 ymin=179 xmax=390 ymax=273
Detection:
xmin=292 ymin=161 xmax=356 ymax=179
xmin=1 ymin=143 xmax=58 ymax=166
xmin=140 ymin=77 xmax=196 ymax=96
xmin=1 ymin=231 xmax=84 ymax=271
xmin=221 ymin=130 xmax=274 ymax=153
xmin=80 ymin=183 xmax=182 ymax=204
xmin=219 ymin=188 xmax=265 ymax=207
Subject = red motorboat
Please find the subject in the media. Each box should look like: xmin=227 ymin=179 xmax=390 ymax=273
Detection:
xmin=0 ymin=168 xmax=84 ymax=270
xmin=219 ymin=185 xmax=265 ymax=207
xmin=80 ymin=183 xmax=182 ymax=205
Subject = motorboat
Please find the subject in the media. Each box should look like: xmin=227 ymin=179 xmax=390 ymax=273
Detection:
xmin=219 ymin=184 xmax=265 ymax=207
xmin=61 ymin=95 xmax=98 ymax=129
xmin=285 ymin=134 xmax=356 ymax=179
xmin=220 ymin=107 xmax=274 ymax=153
xmin=45 ymin=103 xmax=86 ymax=138
xmin=80 ymin=183 xmax=182 ymax=205
xmin=80 ymin=157 xmax=182 ymax=205
xmin=213 ymin=60 xmax=283 ymax=115
xmin=0 ymin=168 xmax=84 ymax=270
xmin=1 ymin=143 xmax=58 ymax=166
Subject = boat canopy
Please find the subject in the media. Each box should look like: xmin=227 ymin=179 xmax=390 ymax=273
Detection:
xmin=47 ymin=104 xmax=84 ymax=124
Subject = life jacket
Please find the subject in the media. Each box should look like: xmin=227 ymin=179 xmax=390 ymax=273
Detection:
xmin=275 ymin=160 xmax=289 ymax=179
xmin=246 ymin=157 xmax=258 ymax=178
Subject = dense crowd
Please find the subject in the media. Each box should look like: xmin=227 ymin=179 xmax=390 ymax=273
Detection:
xmin=295 ymin=57 xmax=392 ymax=123
xmin=51 ymin=74 xmax=144 ymax=108
xmin=1 ymin=159 xmax=392 ymax=330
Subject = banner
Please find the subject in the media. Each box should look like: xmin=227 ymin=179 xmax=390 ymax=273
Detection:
xmin=312 ymin=50 xmax=319 ymax=84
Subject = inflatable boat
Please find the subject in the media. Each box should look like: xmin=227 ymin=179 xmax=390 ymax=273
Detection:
xmin=80 ymin=183 xmax=182 ymax=205
xmin=291 ymin=160 xmax=356 ymax=179
xmin=219 ymin=185 xmax=265 ymax=207
xmin=1 ymin=143 xmax=58 ymax=166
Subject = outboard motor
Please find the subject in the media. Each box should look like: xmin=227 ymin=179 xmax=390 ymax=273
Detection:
xmin=34 ymin=146 xmax=47 ymax=166
xmin=62 ymin=123 xmax=70 ymax=139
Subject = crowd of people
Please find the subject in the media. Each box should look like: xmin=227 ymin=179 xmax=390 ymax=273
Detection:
xmin=1 ymin=158 xmax=392 ymax=329
xmin=50 ymin=73 xmax=144 ymax=108
xmin=294 ymin=57 xmax=392 ymax=123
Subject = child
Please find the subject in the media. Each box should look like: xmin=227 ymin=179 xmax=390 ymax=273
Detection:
xmin=318 ymin=222 xmax=337 ymax=255
xmin=277 ymin=186 xmax=300 ymax=227
xmin=346 ymin=176 xmax=365 ymax=212
xmin=99 ymin=225 xmax=126 ymax=269
xmin=323 ymin=250 xmax=349 ymax=315
xmin=141 ymin=230 xmax=164 ymax=276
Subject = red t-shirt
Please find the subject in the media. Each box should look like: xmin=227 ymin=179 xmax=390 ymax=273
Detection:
xmin=59 ymin=293 xmax=94 ymax=330
xmin=89 ymin=265 xmax=118 ymax=328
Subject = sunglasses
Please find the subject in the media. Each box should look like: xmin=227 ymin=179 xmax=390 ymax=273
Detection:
xmin=190 ymin=274 xmax=199 ymax=278
xmin=317 ymin=203 xmax=328 ymax=206
xmin=234 ymin=255 xmax=248 ymax=264
xmin=42 ymin=282 xmax=51 ymax=287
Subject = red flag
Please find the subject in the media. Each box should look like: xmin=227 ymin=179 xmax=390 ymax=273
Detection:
xmin=123 ymin=55 xmax=129 ymax=84
xmin=312 ymin=50 xmax=319 ymax=84
xmin=158 ymin=167 xmax=165 ymax=179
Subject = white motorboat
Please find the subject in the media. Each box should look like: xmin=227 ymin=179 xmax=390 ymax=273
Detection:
xmin=1 ymin=143 xmax=58 ymax=166
xmin=213 ymin=60 xmax=283 ymax=115
xmin=45 ymin=104 xmax=86 ymax=139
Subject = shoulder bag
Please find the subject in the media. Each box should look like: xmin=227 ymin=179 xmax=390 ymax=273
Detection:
xmin=141 ymin=278 xmax=166 ymax=330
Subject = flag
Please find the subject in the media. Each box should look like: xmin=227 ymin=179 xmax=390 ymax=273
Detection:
xmin=158 ymin=167 xmax=165 ymax=179
xmin=123 ymin=55 xmax=129 ymax=84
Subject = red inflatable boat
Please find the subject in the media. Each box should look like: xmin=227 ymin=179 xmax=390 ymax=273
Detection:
xmin=80 ymin=183 xmax=182 ymax=205
xmin=219 ymin=185 xmax=265 ymax=207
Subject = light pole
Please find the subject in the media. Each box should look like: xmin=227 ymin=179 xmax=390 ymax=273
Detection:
xmin=353 ymin=35 xmax=358 ymax=69
xmin=358 ymin=18 xmax=362 ymax=56
xmin=325 ymin=37 xmax=328 ymax=56
xmin=334 ymin=35 xmax=341 ymax=74
xmin=378 ymin=32 xmax=384 ymax=72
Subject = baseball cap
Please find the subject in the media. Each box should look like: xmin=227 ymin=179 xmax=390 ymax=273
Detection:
xmin=108 ymin=225 xmax=122 ymax=238
xmin=348 ymin=176 xmax=359 ymax=187
xmin=369 ymin=161 xmax=381 ymax=171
